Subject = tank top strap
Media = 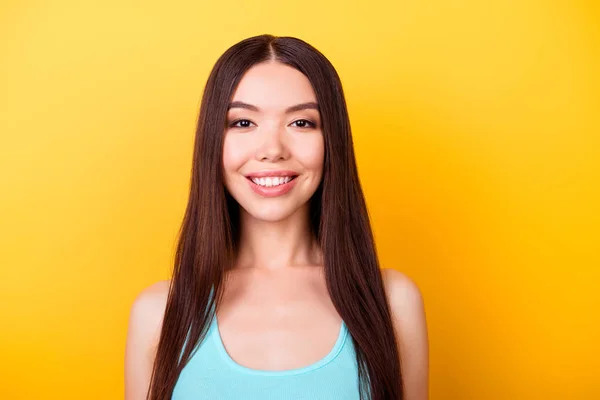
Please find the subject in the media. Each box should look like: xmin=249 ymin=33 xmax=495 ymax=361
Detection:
xmin=178 ymin=285 xmax=217 ymax=365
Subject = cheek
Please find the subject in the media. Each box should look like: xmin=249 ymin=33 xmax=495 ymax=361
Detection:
xmin=222 ymin=135 xmax=250 ymax=173
xmin=293 ymin=134 xmax=325 ymax=173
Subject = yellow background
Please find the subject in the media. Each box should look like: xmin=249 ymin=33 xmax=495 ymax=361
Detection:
xmin=1 ymin=1 xmax=598 ymax=399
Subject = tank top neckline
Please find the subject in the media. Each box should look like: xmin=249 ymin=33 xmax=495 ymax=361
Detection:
xmin=210 ymin=314 xmax=349 ymax=377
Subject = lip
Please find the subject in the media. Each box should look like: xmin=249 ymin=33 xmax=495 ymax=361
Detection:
xmin=244 ymin=170 xmax=299 ymax=179
xmin=245 ymin=173 xmax=299 ymax=198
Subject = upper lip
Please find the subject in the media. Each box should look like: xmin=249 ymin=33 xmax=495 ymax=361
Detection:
xmin=245 ymin=170 xmax=299 ymax=178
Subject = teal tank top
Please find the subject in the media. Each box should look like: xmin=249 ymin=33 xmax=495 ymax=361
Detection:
xmin=171 ymin=296 xmax=361 ymax=399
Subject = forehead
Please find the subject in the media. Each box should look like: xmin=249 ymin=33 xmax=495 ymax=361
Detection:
xmin=229 ymin=61 xmax=317 ymax=111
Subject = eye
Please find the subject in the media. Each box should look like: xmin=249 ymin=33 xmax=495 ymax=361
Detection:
xmin=229 ymin=119 xmax=254 ymax=128
xmin=290 ymin=119 xmax=317 ymax=129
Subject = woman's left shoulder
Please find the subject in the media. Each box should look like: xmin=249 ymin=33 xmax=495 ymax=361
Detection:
xmin=380 ymin=268 xmax=428 ymax=335
xmin=381 ymin=268 xmax=429 ymax=399
xmin=380 ymin=268 xmax=425 ymax=311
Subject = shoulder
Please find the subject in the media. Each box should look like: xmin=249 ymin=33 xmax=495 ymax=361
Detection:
xmin=380 ymin=267 xmax=427 ymax=337
xmin=127 ymin=280 xmax=171 ymax=344
xmin=124 ymin=280 xmax=171 ymax=399
xmin=131 ymin=280 xmax=171 ymax=314
xmin=381 ymin=268 xmax=425 ymax=317
xmin=381 ymin=268 xmax=429 ymax=399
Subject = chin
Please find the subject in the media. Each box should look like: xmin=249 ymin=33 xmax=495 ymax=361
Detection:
xmin=243 ymin=203 xmax=300 ymax=223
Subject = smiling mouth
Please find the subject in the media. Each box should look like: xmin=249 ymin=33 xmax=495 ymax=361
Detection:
xmin=245 ymin=175 xmax=298 ymax=187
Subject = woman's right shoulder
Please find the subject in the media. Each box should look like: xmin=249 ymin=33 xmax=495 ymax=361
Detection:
xmin=133 ymin=279 xmax=171 ymax=306
xmin=124 ymin=280 xmax=171 ymax=399
xmin=128 ymin=280 xmax=171 ymax=334
xmin=129 ymin=280 xmax=170 ymax=346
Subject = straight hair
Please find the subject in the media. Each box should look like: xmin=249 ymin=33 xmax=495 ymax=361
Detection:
xmin=147 ymin=34 xmax=403 ymax=400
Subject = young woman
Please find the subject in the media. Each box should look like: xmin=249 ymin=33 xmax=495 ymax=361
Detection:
xmin=125 ymin=34 xmax=429 ymax=400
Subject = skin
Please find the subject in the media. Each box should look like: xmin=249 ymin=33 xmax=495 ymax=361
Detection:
xmin=124 ymin=60 xmax=429 ymax=400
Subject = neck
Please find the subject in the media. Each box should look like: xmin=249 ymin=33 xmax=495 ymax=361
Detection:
xmin=234 ymin=204 xmax=322 ymax=270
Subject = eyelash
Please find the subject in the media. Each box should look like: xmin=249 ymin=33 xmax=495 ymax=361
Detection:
xmin=228 ymin=119 xmax=317 ymax=129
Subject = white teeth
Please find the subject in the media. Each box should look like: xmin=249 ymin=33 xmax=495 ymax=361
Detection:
xmin=250 ymin=176 xmax=293 ymax=187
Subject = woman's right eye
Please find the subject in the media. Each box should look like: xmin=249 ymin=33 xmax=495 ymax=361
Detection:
xmin=229 ymin=119 xmax=254 ymax=128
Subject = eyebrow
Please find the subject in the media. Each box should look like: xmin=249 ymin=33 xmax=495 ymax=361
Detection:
xmin=227 ymin=101 xmax=319 ymax=113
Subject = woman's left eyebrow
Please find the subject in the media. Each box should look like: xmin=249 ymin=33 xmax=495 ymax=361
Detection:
xmin=285 ymin=102 xmax=319 ymax=113
xmin=228 ymin=101 xmax=319 ymax=114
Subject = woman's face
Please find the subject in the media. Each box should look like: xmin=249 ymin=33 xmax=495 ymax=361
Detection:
xmin=222 ymin=61 xmax=324 ymax=222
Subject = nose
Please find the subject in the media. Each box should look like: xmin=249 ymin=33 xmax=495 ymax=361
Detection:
xmin=255 ymin=123 xmax=289 ymax=162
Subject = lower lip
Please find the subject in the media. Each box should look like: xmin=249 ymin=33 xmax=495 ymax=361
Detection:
xmin=246 ymin=177 xmax=297 ymax=197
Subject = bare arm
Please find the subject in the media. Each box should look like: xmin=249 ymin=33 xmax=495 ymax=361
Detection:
xmin=124 ymin=280 xmax=170 ymax=400
xmin=382 ymin=268 xmax=429 ymax=400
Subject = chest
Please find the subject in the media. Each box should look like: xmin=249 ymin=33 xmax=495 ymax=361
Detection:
xmin=172 ymin=268 xmax=362 ymax=399
xmin=173 ymin=308 xmax=360 ymax=400
xmin=215 ymin=271 xmax=342 ymax=371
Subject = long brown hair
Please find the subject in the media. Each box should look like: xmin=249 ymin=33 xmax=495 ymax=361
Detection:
xmin=147 ymin=34 xmax=403 ymax=400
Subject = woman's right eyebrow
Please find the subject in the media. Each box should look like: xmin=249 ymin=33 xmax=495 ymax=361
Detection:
xmin=228 ymin=101 xmax=260 ymax=111
xmin=228 ymin=101 xmax=319 ymax=113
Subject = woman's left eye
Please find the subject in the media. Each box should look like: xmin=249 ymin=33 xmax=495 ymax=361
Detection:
xmin=291 ymin=119 xmax=316 ymax=129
